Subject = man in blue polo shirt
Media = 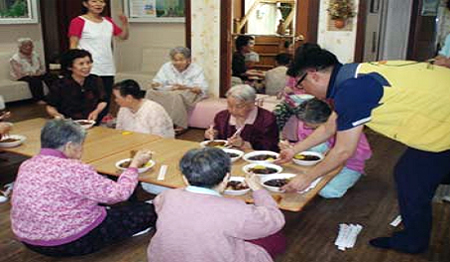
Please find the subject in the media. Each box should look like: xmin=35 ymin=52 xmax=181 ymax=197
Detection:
xmin=276 ymin=43 xmax=450 ymax=254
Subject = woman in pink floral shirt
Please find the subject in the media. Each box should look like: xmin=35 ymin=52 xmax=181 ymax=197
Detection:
xmin=114 ymin=79 xmax=175 ymax=138
xmin=10 ymin=119 xmax=156 ymax=257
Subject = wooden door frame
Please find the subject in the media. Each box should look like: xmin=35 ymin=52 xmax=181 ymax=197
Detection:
xmin=354 ymin=0 xmax=367 ymax=62
xmin=296 ymin=0 xmax=319 ymax=44
xmin=406 ymin=0 xmax=437 ymax=60
xmin=220 ymin=0 xmax=233 ymax=97
xmin=220 ymin=0 xmax=319 ymax=97
xmin=185 ymin=0 xmax=191 ymax=49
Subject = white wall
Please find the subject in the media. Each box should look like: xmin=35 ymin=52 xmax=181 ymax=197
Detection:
xmin=110 ymin=1 xmax=185 ymax=73
xmin=0 ymin=23 xmax=45 ymax=61
xmin=317 ymin=0 xmax=360 ymax=63
xmin=190 ymin=1 xmax=221 ymax=97
xmin=245 ymin=0 xmax=280 ymax=35
xmin=379 ymin=0 xmax=413 ymax=60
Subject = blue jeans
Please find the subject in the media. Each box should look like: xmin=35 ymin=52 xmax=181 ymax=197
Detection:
xmin=308 ymin=143 xmax=362 ymax=199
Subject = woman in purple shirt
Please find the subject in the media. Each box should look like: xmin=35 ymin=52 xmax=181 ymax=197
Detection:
xmin=205 ymin=84 xmax=279 ymax=152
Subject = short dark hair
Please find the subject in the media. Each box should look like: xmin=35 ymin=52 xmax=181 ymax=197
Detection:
xmin=284 ymin=40 xmax=292 ymax=49
xmin=41 ymin=119 xmax=86 ymax=149
xmin=288 ymin=43 xmax=339 ymax=77
xmin=113 ymin=79 xmax=145 ymax=99
xmin=235 ymin=35 xmax=254 ymax=51
xmin=61 ymin=49 xmax=92 ymax=74
xmin=447 ymin=0 xmax=450 ymax=11
xmin=179 ymin=148 xmax=231 ymax=188
xmin=296 ymin=98 xmax=332 ymax=124
xmin=275 ymin=53 xmax=292 ymax=66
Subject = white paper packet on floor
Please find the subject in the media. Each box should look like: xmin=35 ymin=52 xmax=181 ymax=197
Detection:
xmin=390 ymin=215 xmax=402 ymax=227
xmin=335 ymin=223 xmax=363 ymax=251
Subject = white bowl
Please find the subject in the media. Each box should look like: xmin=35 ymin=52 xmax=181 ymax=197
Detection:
xmin=0 ymin=135 xmax=26 ymax=148
xmin=115 ymin=158 xmax=155 ymax=174
xmin=243 ymin=150 xmax=279 ymax=163
xmin=74 ymin=119 xmax=96 ymax=129
xmin=292 ymin=151 xmax=324 ymax=166
xmin=242 ymin=163 xmax=283 ymax=176
xmin=199 ymin=139 xmax=229 ymax=148
xmin=260 ymin=173 xmax=297 ymax=193
xmin=224 ymin=176 xmax=250 ymax=196
xmin=222 ymin=148 xmax=244 ymax=163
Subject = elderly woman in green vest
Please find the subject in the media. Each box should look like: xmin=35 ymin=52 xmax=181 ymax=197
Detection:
xmin=276 ymin=43 xmax=450 ymax=254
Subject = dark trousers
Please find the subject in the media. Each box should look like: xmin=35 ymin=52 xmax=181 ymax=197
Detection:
xmin=99 ymin=76 xmax=115 ymax=121
xmin=391 ymin=147 xmax=450 ymax=253
xmin=100 ymin=76 xmax=114 ymax=103
xmin=24 ymin=202 xmax=156 ymax=257
xmin=248 ymin=231 xmax=287 ymax=259
xmin=19 ymin=74 xmax=56 ymax=101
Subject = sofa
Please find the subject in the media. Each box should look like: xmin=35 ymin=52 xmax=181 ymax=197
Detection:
xmin=115 ymin=48 xmax=169 ymax=90
xmin=0 ymin=52 xmax=31 ymax=102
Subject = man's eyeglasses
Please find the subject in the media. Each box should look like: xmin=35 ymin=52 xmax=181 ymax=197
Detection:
xmin=296 ymin=73 xmax=308 ymax=88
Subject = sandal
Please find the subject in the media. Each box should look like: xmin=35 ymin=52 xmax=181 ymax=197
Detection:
xmin=0 ymin=183 xmax=12 ymax=203
xmin=174 ymin=126 xmax=188 ymax=136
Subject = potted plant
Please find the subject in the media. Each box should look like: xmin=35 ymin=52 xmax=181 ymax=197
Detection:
xmin=327 ymin=0 xmax=355 ymax=28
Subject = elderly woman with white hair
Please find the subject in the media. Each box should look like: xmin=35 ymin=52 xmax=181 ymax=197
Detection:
xmin=9 ymin=38 xmax=55 ymax=104
xmin=205 ymin=84 xmax=279 ymax=151
xmin=11 ymin=119 xmax=156 ymax=257
xmin=146 ymin=46 xmax=208 ymax=134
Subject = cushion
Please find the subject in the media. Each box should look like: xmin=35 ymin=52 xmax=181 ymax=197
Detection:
xmin=0 ymin=80 xmax=31 ymax=102
xmin=115 ymin=71 xmax=155 ymax=90
xmin=0 ymin=52 xmax=13 ymax=80
xmin=187 ymin=95 xmax=282 ymax=129
xmin=115 ymin=47 xmax=169 ymax=90
xmin=188 ymin=97 xmax=227 ymax=129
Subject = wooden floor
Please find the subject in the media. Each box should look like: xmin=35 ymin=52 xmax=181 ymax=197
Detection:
xmin=1 ymin=100 xmax=449 ymax=262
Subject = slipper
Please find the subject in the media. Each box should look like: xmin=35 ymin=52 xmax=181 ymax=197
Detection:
xmin=3 ymin=182 xmax=13 ymax=197
xmin=0 ymin=195 xmax=7 ymax=203
xmin=174 ymin=127 xmax=188 ymax=136
xmin=132 ymin=227 xmax=152 ymax=237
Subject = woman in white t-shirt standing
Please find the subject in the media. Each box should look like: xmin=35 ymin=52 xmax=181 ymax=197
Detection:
xmin=68 ymin=0 xmax=129 ymax=114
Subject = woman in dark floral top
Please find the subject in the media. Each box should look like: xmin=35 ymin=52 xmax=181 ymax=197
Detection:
xmin=46 ymin=49 xmax=107 ymax=122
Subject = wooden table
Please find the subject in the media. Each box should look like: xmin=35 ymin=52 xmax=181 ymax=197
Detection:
xmin=3 ymin=118 xmax=161 ymax=163
xmin=5 ymin=118 xmax=341 ymax=212
xmin=90 ymin=138 xmax=341 ymax=212
xmin=91 ymin=138 xmax=198 ymax=187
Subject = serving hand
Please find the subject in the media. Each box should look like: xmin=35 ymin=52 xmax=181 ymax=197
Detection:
xmin=278 ymin=140 xmax=293 ymax=150
xmin=281 ymin=172 xmax=314 ymax=193
xmin=274 ymin=147 xmax=295 ymax=164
